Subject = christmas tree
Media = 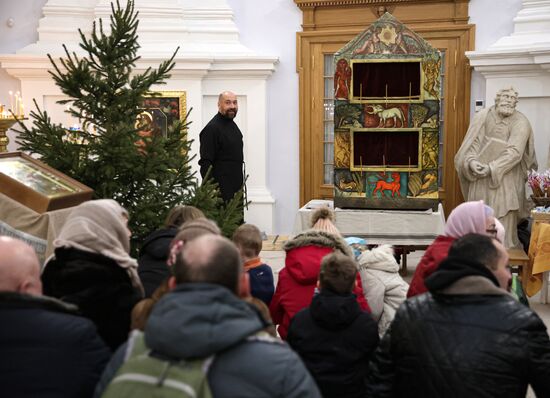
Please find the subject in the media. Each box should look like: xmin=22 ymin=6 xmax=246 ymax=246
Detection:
xmin=15 ymin=0 xmax=244 ymax=252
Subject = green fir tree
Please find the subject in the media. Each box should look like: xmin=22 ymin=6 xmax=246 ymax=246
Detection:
xmin=15 ymin=0 xmax=244 ymax=253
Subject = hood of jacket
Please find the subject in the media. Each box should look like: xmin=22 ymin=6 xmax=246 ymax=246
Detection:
xmin=144 ymin=283 xmax=265 ymax=358
xmin=309 ymin=289 xmax=361 ymax=331
xmin=283 ymin=230 xmax=353 ymax=284
xmin=140 ymin=228 xmax=177 ymax=260
xmin=425 ymin=256 xmax=501 ymax=293
xmin=358 ymin=244 xmax=399 ymax=273
xmin=0 ymin=291 xmax=79 ymax=314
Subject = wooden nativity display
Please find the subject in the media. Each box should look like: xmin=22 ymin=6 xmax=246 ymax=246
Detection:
xmin=333 ymin=13 xmax=442 ymax=210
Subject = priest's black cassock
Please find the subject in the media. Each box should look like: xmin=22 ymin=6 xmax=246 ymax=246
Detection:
xmin=199 ymin=112 xmax=244 ymax=202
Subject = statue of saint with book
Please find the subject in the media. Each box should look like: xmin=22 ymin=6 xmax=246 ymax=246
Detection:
xmin=455 ymin=87 xmax=538 ymax=248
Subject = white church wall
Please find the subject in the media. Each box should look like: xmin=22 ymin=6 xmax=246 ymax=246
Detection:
xmin=0 ymin=0 xmax=278 ymax=234
xmin=0 ymin=0 xmax=48 ymax=152
xmin=0 ymin=0 xmax=536 ymax=234
xmin=467 ymin=0 xmax=550 ymax=171
xmin=468 ymin=0 xmax=523 ymax=115
xmin=226 ymin=0 xmax=301 ymax=234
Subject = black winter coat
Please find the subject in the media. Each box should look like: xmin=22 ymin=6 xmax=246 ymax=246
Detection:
xmin=366 ymin=285 xmax=550 ymax=397
xmin=42 ymin=247 xmax=142 ymax=351
xmin=137 ymin=227 xmax=176 ymax=297
xmin=287 ymin=289 xmax=379 ymax=398
xmin=199 ymin=112 xmax=244 ymax=202
xmin=0 ymin=292 xmax=111 ymax=398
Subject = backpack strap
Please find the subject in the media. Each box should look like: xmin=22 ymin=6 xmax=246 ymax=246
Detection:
xmin=123 ymin=330 xmax=149 ymax=361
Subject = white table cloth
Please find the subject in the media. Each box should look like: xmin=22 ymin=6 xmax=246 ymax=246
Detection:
xmin=293 ymin=200 xmax=446 ymax=246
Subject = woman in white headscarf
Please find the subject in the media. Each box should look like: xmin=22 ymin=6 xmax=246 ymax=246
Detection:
xmin=42 ymin=199 xmax=143 ymax=351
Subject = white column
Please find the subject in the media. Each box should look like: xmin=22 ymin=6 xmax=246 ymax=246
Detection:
xmin=18 ymin=0 xmax=97 ymax=54
xmin=467 ymin=0 xmax=550 ymax=169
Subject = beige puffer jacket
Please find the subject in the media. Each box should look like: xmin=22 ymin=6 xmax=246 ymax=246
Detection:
xmin=358 ymin=244 xmax=408 ymax=337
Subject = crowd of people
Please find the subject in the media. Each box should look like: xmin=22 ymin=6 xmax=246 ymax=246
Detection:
xmin=1 ymin=199 xmax=550 ymax=397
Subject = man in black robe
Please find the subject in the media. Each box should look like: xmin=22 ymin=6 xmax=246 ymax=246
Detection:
xmin=199 ymin=91 xmax=244 ymax=203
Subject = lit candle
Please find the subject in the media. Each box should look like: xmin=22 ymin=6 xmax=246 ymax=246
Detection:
xmin=15 ymin=91 xmax=20 ymax=116
xmin=9 ymin=91 xmax=13 ymax=113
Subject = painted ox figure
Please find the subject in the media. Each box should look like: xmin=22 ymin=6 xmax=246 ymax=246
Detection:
xmin=367 ymin=105 xmax=405 ymax=128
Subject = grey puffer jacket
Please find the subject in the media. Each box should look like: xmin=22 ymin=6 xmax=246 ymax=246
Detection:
xmin=95 ymin=283 xmax=321 ymax=398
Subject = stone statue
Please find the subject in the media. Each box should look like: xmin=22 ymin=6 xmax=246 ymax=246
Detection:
xmin=455 ymin=87 xmax=538 ymax=249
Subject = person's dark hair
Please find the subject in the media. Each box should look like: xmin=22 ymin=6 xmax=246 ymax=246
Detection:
xmin=164 ymin=205 xmax=205 ymax=228
xmin=448 ymin=233 xmax=501 ymax=270
xmin=173 ymin=235 xmax=242 ymax=294
xmin=319 ymin=252 xmax=357 ymax=294
xmin=232 ymin=224 xmax=262 ymax=258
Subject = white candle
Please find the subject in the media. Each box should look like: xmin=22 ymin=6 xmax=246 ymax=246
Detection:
xmin=8 ymin=91 xmax=13 ymax=112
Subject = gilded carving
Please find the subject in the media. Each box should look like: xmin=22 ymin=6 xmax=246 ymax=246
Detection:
xmin=422 ymin=58 xmax=441 ymax=99
xmin=421 ymin=130 xmax=439 ymax=169
xmin=335 ymin=131 xmax=351 ymax=168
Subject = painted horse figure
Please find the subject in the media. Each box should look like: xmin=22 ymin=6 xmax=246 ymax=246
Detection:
xmin=373 ymin=172 xmax=401 ymax=197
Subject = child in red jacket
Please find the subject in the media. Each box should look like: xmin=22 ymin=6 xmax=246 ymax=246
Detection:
xmin=270 ymin=207 xmax=370 ymax=339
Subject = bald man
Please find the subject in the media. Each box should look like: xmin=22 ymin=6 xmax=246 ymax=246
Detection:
xmin=96 ymin=235 xmax=321 ymax=398
xmin=0 ymin=236 xmax=110 ymax=398
xmin=0 ymin=236 xmax=43 ymax=295
xmin=199 ymin=91 xmax=244 ymax=203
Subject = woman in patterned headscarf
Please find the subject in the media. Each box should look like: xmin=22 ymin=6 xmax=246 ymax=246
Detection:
xmin=42 ymin=199 xmax=143 ymax=351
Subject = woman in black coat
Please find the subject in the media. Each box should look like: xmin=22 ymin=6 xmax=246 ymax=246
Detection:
xmin=42 ymin=199 xmax=143 ymax=351
xmin=137 ymin=205 xmax=204 ymax=297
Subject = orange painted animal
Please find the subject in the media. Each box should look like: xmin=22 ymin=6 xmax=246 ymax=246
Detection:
xmin=373 ymin=172 xmax=401 ymax=197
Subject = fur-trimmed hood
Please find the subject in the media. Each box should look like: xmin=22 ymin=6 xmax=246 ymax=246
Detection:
xmin=283 ymin=230 xmax=353 ymax=285
xmin=284 ymin=230 xmax=353 ymax=257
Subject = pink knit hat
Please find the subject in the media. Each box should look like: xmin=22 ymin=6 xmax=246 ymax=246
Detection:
xmin=310 ymin=207 xmax=341 ymax=236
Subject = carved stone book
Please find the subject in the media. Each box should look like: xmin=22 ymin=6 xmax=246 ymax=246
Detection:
xmin=478 ymin=136 xmax=508 ymax=164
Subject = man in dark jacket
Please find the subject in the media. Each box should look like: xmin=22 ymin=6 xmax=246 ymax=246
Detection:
xmin=0 ymin=237 xmax=110 ymax=398
xmin=288 ymin=252 xmax=379 ymax=398
xmin=95 ymin=234 xmax=321 ymax=398
xmin=367 ymin=234 xmax=550 ymax=398
xmin=199 ymin=91 xmax=244 ymax=203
